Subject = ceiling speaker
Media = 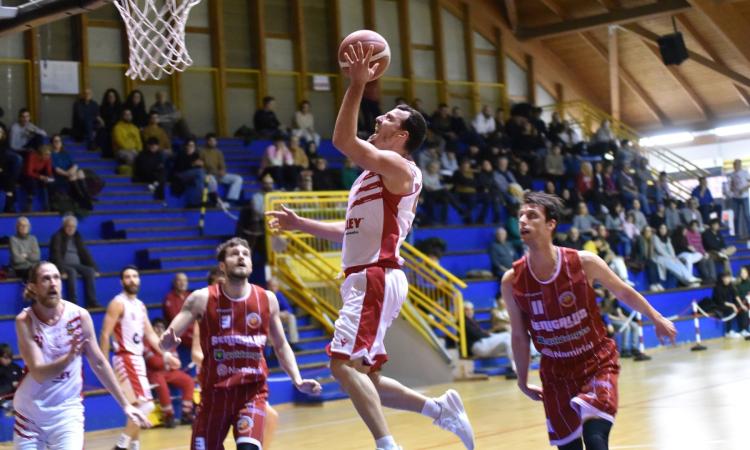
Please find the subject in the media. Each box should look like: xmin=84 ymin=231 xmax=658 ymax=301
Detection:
xmin=657 ymin=32 xmax=688 ymax=66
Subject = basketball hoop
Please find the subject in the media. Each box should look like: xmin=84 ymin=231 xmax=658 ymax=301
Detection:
xmin=114 ymin=0 xmax=201 ymax=80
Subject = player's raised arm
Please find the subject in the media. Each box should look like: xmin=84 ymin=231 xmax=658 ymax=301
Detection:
xmin=99 ymin=299 xmax=124 ymax=358
xmin=267 ymin=290 xmax=321 ymax=395
xmin=78 ymin=310 xmax=151 ymax=428
xmin=502 ymin=270 xmax=543 ymax=402
xmin=15 ymin=311 xmax=85 ymax=383
xmin=332 ymin=42 xmax=413 ymax=191
xmin=265 ymin=205 xmax=346 ymax=243
xmin=161 ymin=287 xmax=208 ymax=351
xmin=143 ymin=306 xmax=180 ymax=368
xmin=579 ymin=250 xmax=677 ymax=344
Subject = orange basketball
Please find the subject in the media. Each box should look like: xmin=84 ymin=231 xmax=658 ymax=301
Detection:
xmin=338 ymin=29 xmax=390 ymax=81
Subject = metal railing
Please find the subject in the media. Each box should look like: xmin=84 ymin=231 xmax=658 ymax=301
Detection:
xmin=545 ymin=101 xmax=710 ymax=199
xmin=264 ymin=191 xmax=470 ymax=358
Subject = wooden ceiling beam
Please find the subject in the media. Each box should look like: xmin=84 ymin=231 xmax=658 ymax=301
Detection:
xmin=622 ymin=23 xmax=750 ymax=90
xmin=688 ymin=0 xmax=750 ymax=70
xmin=595 ymin=0 xmax=622 ymax=10
xmin=581 ymin=32 xmax=670 ymax=124
xmin=676 ymin=10 xmax=750 ymax=107
xmin=515 ymin=0 xmax=691 ymax=41
xmin=504 ymin=0 xmax=518 ymax=32
xmin=641 ymin=41 xmax=712 ymax=120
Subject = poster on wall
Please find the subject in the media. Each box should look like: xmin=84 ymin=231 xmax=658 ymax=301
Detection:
xmin=40 ymin=60 xmax=79 ymax=95
xmin=312 ymin=75 xmax=331 ymax=91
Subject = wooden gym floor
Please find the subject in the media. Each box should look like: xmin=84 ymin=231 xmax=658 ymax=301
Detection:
xmin=4 ymin=339 xmax=749 ymax=449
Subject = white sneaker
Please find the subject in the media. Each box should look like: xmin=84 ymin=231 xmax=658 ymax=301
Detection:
xmin=740 ymin=330 xmax=750 ymax=338
xmin=433 ymin=389 xmax=475 ymax=450
xmin=726 ymin=330 xmax=741 ymax=339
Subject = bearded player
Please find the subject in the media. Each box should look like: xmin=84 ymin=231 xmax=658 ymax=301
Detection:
xmin=502 ymin=192 xmax=677 ymax=449
xmin=160 ymin=238 xmax=321 ymax=450
xmin=266 ymin=42 xmax=474 ymax=450
xmin=13 ymin=262 xmax=150 ymax=449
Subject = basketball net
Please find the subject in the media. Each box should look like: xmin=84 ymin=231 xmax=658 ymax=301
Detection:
xmin=114 ymin=0 xmax=201 ymax=80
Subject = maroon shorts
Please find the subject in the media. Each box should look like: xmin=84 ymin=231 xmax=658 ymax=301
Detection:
xmin=191 ymin=382 xmax=268 ymax=450
xmin=539 ymin=358 xmax=619 ymax=446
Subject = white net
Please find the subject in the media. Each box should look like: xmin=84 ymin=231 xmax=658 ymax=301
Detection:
xmin=114 ymin=0 xmax=201 ymax=81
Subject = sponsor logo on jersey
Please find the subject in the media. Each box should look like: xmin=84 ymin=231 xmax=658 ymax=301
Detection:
xmin=221 ymin=314 xmax=231 ymax=329
xmin=194 ymin=437 xmax=206 ymax=450
xmin=530 ymin=308 xmax=588 ymax=332
xmin=216 ymin=363 xmax=264 ymax=378
xmin=345 ymin=217 xmax=364 ymax=230
xmin=133 ymin=333 xmax=141 ymax=344
xmin=540 ymin=341 xmax=595 ymax=358
xmin=66 ymin=322 xmax=77 ymax=335
xmin=211 ymin=335 xmax=267 ymax=347
xmin=246 ymin=313 xmax=262 ymax=330
xmin=236 ymin=415 xmax=254 ymax=433
xmin=213 ymin=349 xmax=260 ymax=361
xmin=558 ymin=291 xmax=576 ymax=308
xmin=52 ymin=370 xmax=71 ymax=382
xmin=535 ymin=327 xmax=591 ymax=346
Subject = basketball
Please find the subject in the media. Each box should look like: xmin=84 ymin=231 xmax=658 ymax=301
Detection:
xmin=338 ymin=29 xmax=390 ymax=81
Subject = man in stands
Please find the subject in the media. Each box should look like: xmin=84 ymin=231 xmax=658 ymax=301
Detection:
xmin=728 ymin=159 xmax=750 ymax=239
xmin=163 ymin=272 xmax=193 ymax=359
xmin=134 ymin=137 xmax=167 ymax=201
xmin=142 ymin=112 xmax=171 ymax=153
xmin=112 ymin=109 xmax=143 ymax=168
xmin=702 ymin=218 xmax=735 ymax=276
xmin=71 ymin=88 xmax=99 ymax=151
xmin=254 ymin=96 xmax=282 ymax=139
xmin=463 ymin=301 xmax=516 ymax=379
xmin=10 ymin=108 xmax=46 ymax=154
xmin=200 ymin=133 xmax=244 ymax=206
xmin=49 ymin=214 xmax=100 ymax=308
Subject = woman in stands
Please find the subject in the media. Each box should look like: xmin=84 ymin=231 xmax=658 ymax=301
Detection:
xmin=13 ymin=261 xmax=149 ymax=448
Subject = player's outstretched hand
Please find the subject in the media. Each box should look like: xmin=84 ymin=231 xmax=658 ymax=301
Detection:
xmin=519 ymin=383 xmax=543 ymax=401
xmin=160 ymin=328 xmax=181 ymax=351
xmin=295 ymin=378 xmax=322 ymax=395
xmin=265 ymin=205 xmax=301 ymax=233
xmin=124 ymin=404 xmax=152 ymax=429
xmin=343 ymin=41 xmax=380 ymax=85
xmin=653 ymin=314 xmax=677 ymax=345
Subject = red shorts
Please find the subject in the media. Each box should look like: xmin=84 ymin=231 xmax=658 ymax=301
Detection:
xmin=539 ymin=356 xmax=619 ymax=446
xmin=191 ymin=382 xmax=268 ymax=450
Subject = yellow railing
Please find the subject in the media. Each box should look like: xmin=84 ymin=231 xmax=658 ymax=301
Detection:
xmin=264 ymin=191 xmax=470 ymax=357
xmin=544 ymin=100 xmax=709 ymax=199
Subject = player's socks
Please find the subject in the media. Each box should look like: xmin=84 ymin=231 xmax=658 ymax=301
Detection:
xmin=129 ymin=440 xmax=140 ymax=450
xmin=582 ymin=419 xmax=611 ymax=450
xmin=375 ymin=435 xmax=399 ymax=450
xmin=420 ymin=398 xmax=441 ymax=419
xmin=114 ymin=434 xmax=131 ymax=450
xmin=557 ymin=438 xmax=583 ymax=450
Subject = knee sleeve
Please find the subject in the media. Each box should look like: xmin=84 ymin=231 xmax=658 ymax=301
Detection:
xmin=236 ymin=444 xmax=260 ymax=450
xmin=558 ymin=439 xmax=583 ymax=450
xmin=582 ymin=418 xmax=612 ymax=450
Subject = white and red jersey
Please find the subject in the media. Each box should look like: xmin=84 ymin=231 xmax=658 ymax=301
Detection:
xmin=111 ymin=293 xmax=147 ymax=356
xmin=14 ymin=301 xmax=85 ymax=419
xmin=198 ymin=283 xmax=270 ymax=389
xmin=341 ymin=160 xmax=422 ymax=275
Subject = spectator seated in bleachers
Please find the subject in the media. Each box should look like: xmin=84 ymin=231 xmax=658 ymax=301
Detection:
xmin=652 ymin=223 xmax=701 ymax=287
xmin=599 ymin=290 xmax=651 ymax=361
xmin=50 ymin=214 xmax=100 ymax=308
xmin=144 ymin=318 xmax=195 ymax=427
xmin=476 ymin=159 xmax=503 ymax=224
xmin=680 ymin=197 xmax=703 ymax=231
xmin=590 ymin=118 xmax=618 ymax=155
xmin=628 ymin=199 xmax=649 ymax=234
xmin=289 ymin=135 xmax=310 ymax=180
xmin=702 ymin=218 xmax=735 ymax=276
xmin=9 ymin=216 xmax=40 ymax=281
xmin=452 ymin=158 xmax=478 ymax=225
xmin=254 ymin=96 xmax=282 ymax=139
xmin=112 ymin=108 xmax=143 ymax=171
xmin=654 ymin=171 xmax=673 ymax=206
xmin=685 ymin=220 xmax=716 ymax=285
xmin=573 ymin=201 xmax=601 ymax=239
xmin=471 ymin=105 xmax=495 ymax=147
xmin=691 ymin=176 xmax=721 ymax=223
xmin=0 ymin=125 xmax=22 ymax=213
xmin=665 ymin=199 xmax=683 ymax=231
xmin=96 ymin=88 xmax=122 ymax=158
xmin=22 ymin=145 xmax=54 ymax=211
xmin=71 ymin=88 xmax=99 ymax=151
xmin=632 ymin=226 xmax=664 ymax=292
xmin=439 ymin=148 xmax=458 ymax=178
xmin=172 ymin=138 xmax=209 ymax=208
xmin=489 ymin=227 xmax=515 ymax=280
xmin=142 ymin=112 xmax=172 ymax=154
xmin=421 ymin=161 xmax=457 ymax=226
xmin=259 ymin=135 xmax=295 ymax=191
xmin=0 ymin=343 xmax=22 ymax=413
xmin=51 ymin=134 xmax=93 ymax=210
xmin=266 ymin=278 xmax=299 ymax=351
xmin=10 ymin=108 xmax=46 ymax=155
xmin=584 ymin=224 xmax=634 ymax=287
xmin=560 ymin=226 xmax=585 ymax=251
xmin=149 ymin=91 xmax=184 ymax=138
xmin=463 ymin=301 xmax=516 ymax=379
xmin=604 ymin=202 xmax=632 ymax=257
xmin=544 ymin=144 xmax=565 ymax=183
xmin=735 ymin=266 xmax=750 ymax=311
xmin=672 ymin=225 xmax=714 ymax=286
xmin=707 ymin=272 xmax=750 ymax=338
xmin=134 ymin=137 xmax=168 ymax=202
xmin=292 ymin=100 xmax=321 ymax=147
xmin=124 ymin=89 xmax=149 ymax=129
xmin=311 ymin=157 xmax=340 ymax=191
xmin=341 ymin=157 xmax=360 ymax=190
xmin=430 ymin=104 xmax=457 ymax=149
xmin=163 ymin=272 xmax=193 ymax=355
xmin=201 ymin=133 xmax=244 ymax=205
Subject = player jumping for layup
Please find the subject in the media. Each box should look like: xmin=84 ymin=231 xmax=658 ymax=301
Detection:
xmin=14 ymin=262 xmax=150 ymax=449
xmin=501 ymin=192 xmax=677 ymax=449
xmin=160 ymin=238 xmax=321 ymax=450
xmin=266 ymin=42 xmax=474 ymax=450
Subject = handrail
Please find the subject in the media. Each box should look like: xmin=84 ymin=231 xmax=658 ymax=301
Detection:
xmin=264 ymin=191 xmax=471 ymax=358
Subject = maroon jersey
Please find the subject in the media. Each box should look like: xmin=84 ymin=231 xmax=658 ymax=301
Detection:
xmin=511 ymin=246 xmax=616 ymax=369
xmin=198 ymin=283 xmax=270 ymax=389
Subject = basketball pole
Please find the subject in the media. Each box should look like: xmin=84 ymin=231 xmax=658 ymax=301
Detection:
xmin=691 ymin=300 xmax=708 ymax=351
xmin=198 ymin=176 xmax=209 ymax=236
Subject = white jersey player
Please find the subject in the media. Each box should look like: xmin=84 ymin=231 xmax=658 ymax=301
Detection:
xmin=13 ymin=262 xmax=149 ymax=449
xmin=266 ymin=42 xmax=475 ymax=450
xmin=100 ymin=266 xmax=178 ymax=450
